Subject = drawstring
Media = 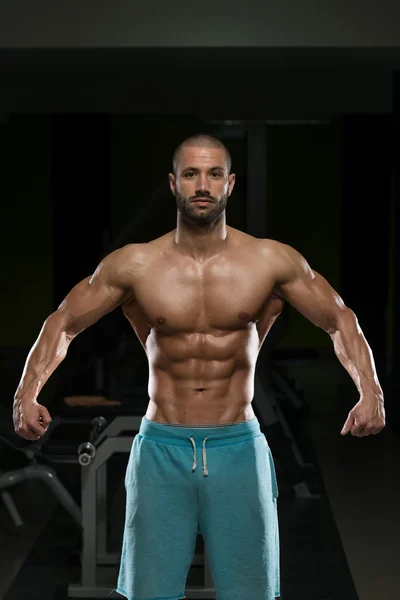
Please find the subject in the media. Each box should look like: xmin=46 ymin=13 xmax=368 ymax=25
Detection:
xmin=189 ymin=436 xmax=209 ymax=477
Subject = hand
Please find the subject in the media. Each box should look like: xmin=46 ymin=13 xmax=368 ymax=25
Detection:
xmin=13 ymin=400 xmax=52 ymax=441
xmin=341 ymin=398 xmax=385 ymax=437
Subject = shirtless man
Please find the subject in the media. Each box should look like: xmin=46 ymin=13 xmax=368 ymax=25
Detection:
xmin=13 ymin=134 xmax=385 ymax=600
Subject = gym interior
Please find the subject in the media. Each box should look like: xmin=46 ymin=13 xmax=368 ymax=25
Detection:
xmin=1 ymin=44 xmax=400 ymax=600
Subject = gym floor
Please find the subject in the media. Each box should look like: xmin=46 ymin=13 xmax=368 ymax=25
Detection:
xmin=1 ymin=356 xmax=399 ymax=600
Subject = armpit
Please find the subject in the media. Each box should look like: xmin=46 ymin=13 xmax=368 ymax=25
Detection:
xmin=270 ymin=290 xmax=285 ymax=302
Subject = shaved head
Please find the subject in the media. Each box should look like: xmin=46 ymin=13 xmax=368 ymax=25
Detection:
xmin=172 ymin=133 xmax=232 ymax=175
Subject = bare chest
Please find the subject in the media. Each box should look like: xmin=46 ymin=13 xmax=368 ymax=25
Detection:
xmin=124 ymin=255 xmax=273 ymax=333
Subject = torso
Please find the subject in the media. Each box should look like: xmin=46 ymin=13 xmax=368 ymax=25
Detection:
xmin=121 ymin=226 xmax=285 ymax=425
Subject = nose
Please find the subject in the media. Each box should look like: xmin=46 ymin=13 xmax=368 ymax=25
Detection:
xmin=195 ymin=173 xmax=210 ymax=193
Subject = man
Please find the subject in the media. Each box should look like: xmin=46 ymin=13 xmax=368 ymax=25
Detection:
xmin=13 ymin=133 xmax=385 ymax=600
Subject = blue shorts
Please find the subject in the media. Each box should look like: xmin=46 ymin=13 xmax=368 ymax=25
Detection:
xmin=115 ymin=415 xmax=280 ymax=600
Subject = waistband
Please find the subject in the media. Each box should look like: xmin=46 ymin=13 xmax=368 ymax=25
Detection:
xmin=138 ymin=416 xmax=263 ymax=478
xmin=139 ymin=415 xmax=262 ymax=448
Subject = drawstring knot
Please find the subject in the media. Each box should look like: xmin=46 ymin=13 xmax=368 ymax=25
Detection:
xmin=189 ymin=436 xmax=209 ymax=477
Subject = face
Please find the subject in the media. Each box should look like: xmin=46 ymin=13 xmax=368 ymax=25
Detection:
xmin=169 ymin=145 xmax=235 ymax=226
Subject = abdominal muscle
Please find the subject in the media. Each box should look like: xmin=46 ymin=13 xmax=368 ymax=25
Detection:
xmin=144 ymin=342 xmax=257 ymax=425
xmin=125 ymin=291 xmax=264 ymax=426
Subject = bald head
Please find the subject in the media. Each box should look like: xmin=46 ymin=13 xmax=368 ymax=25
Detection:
xmin=172 ymin=133 xmax=232 ymax=175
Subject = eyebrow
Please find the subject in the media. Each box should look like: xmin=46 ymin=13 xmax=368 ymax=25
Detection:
xmin=181 ymin=166 xmax=226 ymax=173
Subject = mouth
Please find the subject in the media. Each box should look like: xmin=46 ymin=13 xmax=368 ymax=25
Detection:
xmin=192 ymin=198 xmax=213 ymax=203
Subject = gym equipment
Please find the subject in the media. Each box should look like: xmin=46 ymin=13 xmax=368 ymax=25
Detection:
xmin=0 ymin=406 xmax=82 ymax=529
xmin=77 ymin=416 xmax=108 ymax=466
xmin=1 ymin=490 xmax=23 ymax=527
xmin=254 ymin=368 xmax=321 ymax=499
xmin=68 ymin=415 xmax=216 ymax=598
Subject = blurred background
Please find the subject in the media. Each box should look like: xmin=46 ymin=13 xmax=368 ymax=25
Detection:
xmin=0 ymin=2 xmax=400 ymax=600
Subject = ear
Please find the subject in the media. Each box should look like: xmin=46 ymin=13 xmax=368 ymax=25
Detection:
xmin=169 ymin=172 xmax=176 ymax=196
xmin=228 ymin=172 xmax=236 ymax=196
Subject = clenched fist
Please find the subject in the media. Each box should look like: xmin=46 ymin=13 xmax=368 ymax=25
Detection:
xmin=13 ymin=400 xmax=52 ymax=441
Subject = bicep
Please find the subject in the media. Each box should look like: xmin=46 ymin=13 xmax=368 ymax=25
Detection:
xmin=273 ymin=248 xmax=346 ymax=333
xmin=56 ymin=263 xmax=130 ymax=339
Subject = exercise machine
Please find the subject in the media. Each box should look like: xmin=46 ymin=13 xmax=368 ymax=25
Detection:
xmin=68 ymin=415 xmax=216 ymax=598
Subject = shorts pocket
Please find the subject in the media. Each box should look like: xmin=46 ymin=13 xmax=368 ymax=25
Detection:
xmin=267 ymin=444 xmax=279 ymax=500
xmin=124 ymin=434 xmax=142 ymax=488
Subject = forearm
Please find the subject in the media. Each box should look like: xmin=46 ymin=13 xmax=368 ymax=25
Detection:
xmin=14 ymin=312 xmax=73 ymax=405
xmin=330 ymin=308 xmax=384 ymax=402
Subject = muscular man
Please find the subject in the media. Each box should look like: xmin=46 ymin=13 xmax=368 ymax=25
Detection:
xmin=13 ymin=133 xmax=385 ymax=600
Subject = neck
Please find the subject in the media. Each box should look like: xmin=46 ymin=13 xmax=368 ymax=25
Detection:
xmin=174 ymin=211 xmax=228 ymax=261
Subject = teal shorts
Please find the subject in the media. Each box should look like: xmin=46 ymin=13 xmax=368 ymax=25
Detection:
xmin=115 ymin=415 xmax=280 ymax=600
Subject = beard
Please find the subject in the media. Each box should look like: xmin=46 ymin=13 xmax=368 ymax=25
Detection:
xmin=176 ymin=192 xmax=229 ymax=226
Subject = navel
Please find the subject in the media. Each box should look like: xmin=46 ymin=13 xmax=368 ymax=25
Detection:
xmin=238 ymin=311 xmax=251 ymax=322
xmin=156 ymin=316 xmax=167 ymax=325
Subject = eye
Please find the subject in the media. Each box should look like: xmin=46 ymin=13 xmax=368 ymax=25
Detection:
xmin=211 ymin=172 xmax=223 ymax=178
xmin=184 ymin=171 xmax=195 ymax=178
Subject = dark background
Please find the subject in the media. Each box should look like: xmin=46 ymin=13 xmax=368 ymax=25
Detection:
xmin=0 ymin=45 xmax=399 ymax=433
xmin=0 ymin=6 xmax=400 ymax=599
xmin=0 ymin=1 xmax=400 ymax=47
